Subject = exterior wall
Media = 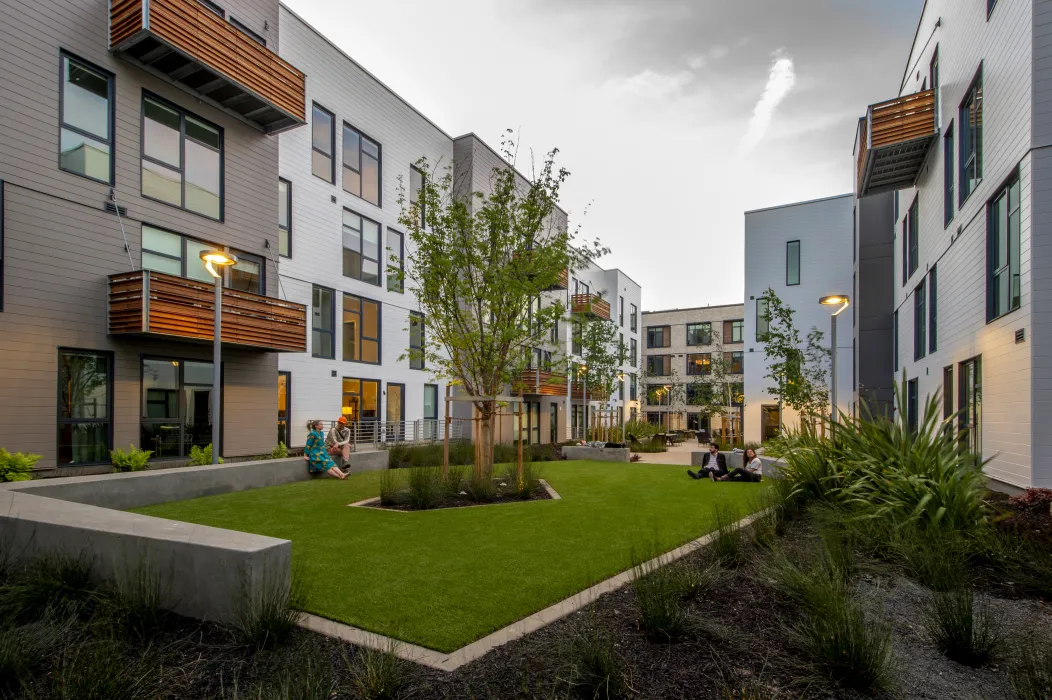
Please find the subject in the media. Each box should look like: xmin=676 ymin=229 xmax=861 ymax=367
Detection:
xmin=889 ymin=0 xmax=1036 ymax=488
xmin=743 ymin=195 xmax=855 ymax=444
xmin=0 ymin=0 xmax=287 ymax=472
xmin=276 ymin=7 xmax=454 ymax=447
xmin=854 ymin=191 xmax=896 ymax=417
xmin=640 ymin=304 xmax=745 ymax=436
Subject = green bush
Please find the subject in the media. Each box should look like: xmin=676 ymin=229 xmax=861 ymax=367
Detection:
xmin=0 ymin=612 xmax=70 ymax=691
xmin=0 ymin=554 xmax=98 ymax=624
xmin=631 ymin=553 xmax=689 ymax=642
xmin=711 ymin=505 xmax=744 ymax=568
xmin=0 ymin=447 xmax=39 ymax=482
xmin=109 ymin=445 xmax=152 ymax=473
xmin=623 ymin=420 xmax=660 ymax=440
xmin=188 ymin=444 xmax=222 ymax=466
xmin=271 ymin=442 xmax=289 ymax=459
xmin=502 ymin=462 xmax=541 ymax=499
xmin=923 ymin=587 xmax=999 ymax=667
xmin=443 ymin=465 xmax=466 ymax=495
xmin=406 ymin=467 xmax=443 ymax=510
xmin=345 ymin=645 xmax=409 ymax=700
xmin=227 ymin=567 xmax=306 ymax=650
xmin=1012 ymin=643 xmax=1052 ymax=700
xmin=104 ymin=561 xmax=168 ymax=639
xmin=49 ymin=638 xmax=153 ymax=700
xmin=630 ymin=439 xmax=667 ymax=454
xmin=465 ymin=472 xmax=495 ymax=503
xmin=566 ymin=614 xmax=630 ymax=699
xmin=386 ymin=440 xmax=557 ymax=469
xmin=379 ymin=469 xmax=404 ymax=506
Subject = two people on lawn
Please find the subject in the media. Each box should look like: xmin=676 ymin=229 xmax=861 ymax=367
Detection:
xmin=687 ymin=445 xmax=763 ymax=483
xmin=304 ymin=419 xmax=349 ymax=480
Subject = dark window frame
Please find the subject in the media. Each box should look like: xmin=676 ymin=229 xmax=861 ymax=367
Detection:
xmin=57 ymin=347 xmax=114 ymax=467
xmin=646 ymin=354 xmax=671 ymax=377
xmin=229 ymin=17 xmax=266 ymax=46
xmin=786 ymin=240 xmax=801 ymax=286
xmin=409 ymin=165 xmax=425 ymax=229
xmin=893 ymin=310 xmax=899 ymax=372
xmin=729 ymin=319 xmax=745 ymax=343
xmin=630 ymin=338 xmax=638 ymax=367
xmin=58 ymin=51 xmax=116 ymax=186
xmin=725 ymin=351 xmax=744 ymax=374
xmin=341 ymin=377 xmax=381 ymax=424
xmin=930 ymin=46 xmax=940 ymax=126
xmin=278 ymin=370 xmax=291 ymax=446
xmin=630 ymin=304 xmax=638 ymax=333
xmin=907 ymin=378 xmax=919 ymax=434
xmin=903 ymin=196 xmax=919 ymax=284
xmin=987 ymin=0 xmax=999 ymax=19
xmin=140 ymin=224 xmax=264 ymax=294
xmin=987 ymin=170 xmax=1021 ymax=322
xmin=756 ymin=299 xmax=770 ymax=341
xmin=646 ymin=325 xmax=671 ymax=349
xmin=342 ymin=121 xmax=382 ymax=207
xmin=424 ymin=384 xmax=438 ymax=421
xmin=278 ymin=177 xmax=292 ymax=258
xmin=685 ymin=322 xmax=712 ymax=346
xmin=958 ymin=356 xmax=982 ymax=456
xmin=342 ymin=207 xmax=382 ymax=287
xmin=929 ymin=266 xmax=938 ymax=353
xmin=341 ymin=292 xmax=382 ymax=366
xmin=386 ymin=228 xmax=404 ymax=293
xmin=196 ymin=0 xmax=225 ymax=17
xmin=311 ymin=103 xmax=335 ymax=184
xmin=944 ymin=121 xmax=955 ymax=227
xmin=914 ymin=278 xmax=926 ymax=361
xmin=619 ymin=296 xmax=624 ymax=326
xmin=409 ymin=312 xmax=425 ymax=370
xmin=311 ymin=284 xmax=335 ymax=359
xmin=959 ymin=65 xmax=984 ymax=206
xmin=686 ymin=353 xmax=712 ymax=376
xmin=140 ymin=355 xmax=221 ymax=459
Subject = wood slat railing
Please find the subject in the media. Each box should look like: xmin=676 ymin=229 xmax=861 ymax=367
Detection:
xmin=512 ymin=370 xmax=609 ymax=401
xmin=856 ymin=89 xmax=937 ymax=196
xmin=571 ymin=294 xmax=611 ymax=321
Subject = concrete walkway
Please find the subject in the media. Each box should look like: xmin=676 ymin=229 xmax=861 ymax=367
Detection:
xmin=631 ymin=439 xmax=705 ymax=466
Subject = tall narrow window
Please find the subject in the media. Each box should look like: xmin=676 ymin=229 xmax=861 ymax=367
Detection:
xmin=729 ymin=320 xmax=744 ymax=343
xmin=342 ymin=378 xmax=380 ymax=424
xmin=959 ymin=68 xmax=983 ymax=204
xmin=929 ymin=266 xmax=938 ymax=353
xmin=786 ymin=240 xmax=800 ymax=286
xmin=59 ymin=53 xmax=114 ymax=184
xmin=410 ymin=166 xmax=425 ymax=228
xmin=572 ymin=320 xmax=582 ymax=356
xmin=311 ymin=104 xmax=334 ymax=183
xmin=343 ymin=124 xmax=380 ymax=206
xmin=278 ymin=371 xmax=290 ymax=446
xmin=619 ymin=296 xmax=624 ymax=326
xmin=342 ymin=293 xmax=380 ymax=364
xmin=409 ymin=312 xmax=425 ymax=370
xmin=944 ymin=123 xmax=955 ymax=226
xmin=386 ymin=229 xmax=404 ymax=293
xmin=342 ymin=209 xmax=381 ymax=286
xmin=278 ymin=178 xmax=292 ymax=257
xmin=959 ymin=357 xmax=982 ymax=456
xmin=312 ymin=285 xmax=334 ymax=359
xmin=930 ymin=47 xmax=940 ymax=126
xmin=988 ymin=175 xmax=1021 ymax=320
xmin=424 ymin=384 xmax=438 ymax=438
xmin=630 ymin=375 xmax=637 ymax=401
xmin=942 ymin=366 xmax=954 ymax=424
xmin=630 ymin=338 xmax=637 ymax=367
xmin=893 ymin=310 xmax=899 ymax=372
xmin=58 ymin=349 xmax=112 ymax=465
xmin=142 ymin=95 xmax=223 ymax=219
xmin=907 ymin=378 xmax=919 ymax=434
xmin=756 ymin=299 xmax=770 ymax=340
xmin=630 ymin=304 xmax=637 ymax=332
xmin=906 ymin=198 xmax=919 ymax=281
xmin=914 ymin=278 xmax=926 ymax=361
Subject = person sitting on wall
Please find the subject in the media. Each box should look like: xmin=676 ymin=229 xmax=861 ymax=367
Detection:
xmin=720 ymin=447 xmax=763 ymax=483
xmin=326 ymin=415 xmax=353 ymax=465
xmin=687 ymin=443 xmax=727 ymax=481
xmin=304 ymin=420 xmax=347 ymax=480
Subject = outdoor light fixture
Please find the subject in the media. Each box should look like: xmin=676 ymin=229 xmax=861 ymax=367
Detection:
xmin=199 ymin=249 xmax=238 ymax=278
xmin=819 ymin=294 xmax=850 ymax=426
xmin=200 ymin=249 xmax=237 ymax=464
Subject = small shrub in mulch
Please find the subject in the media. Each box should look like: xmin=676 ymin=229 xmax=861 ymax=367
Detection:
xmin=365 ymin=467 xmax=551 ymax=512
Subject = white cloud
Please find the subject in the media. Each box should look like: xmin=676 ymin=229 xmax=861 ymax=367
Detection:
xmin=602 ymin=69 xmax=693 ymax=99
xmin=739 ymin=53 xmax=796 ymax=153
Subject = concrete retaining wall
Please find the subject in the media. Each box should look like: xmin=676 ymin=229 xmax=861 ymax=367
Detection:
xmin=346 ymin=449 xmax=388 ymax=473
xmin=562 ymin=446 xmax=631 ymax=463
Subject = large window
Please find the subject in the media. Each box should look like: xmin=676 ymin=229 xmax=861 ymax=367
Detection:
xmin=312 ymin=285 xmax=335 ymax=359
xmin=726 ymin=319 xmax=744 ymax=344
xmin=386 ymin=229 xmax=404 ymax=293
xmin=141 ymin=226 xmax=262 ymax=294
xmin=903 ymin=198 xmax=918 ymax=284
xmin=756 ymin=299 xmax=770 ymax=340
xmin=630 ymin=304 xmax=638 ymax=332
xmin=646 ymin=325 xmax=670 ymax=348
xmin=343 ymin=209 xmax=381 ymax=286
xmin=341 ymin=378 xmax=379 ymax=423
xmin=914 ymin=278 xmax=926 ymax=361
xmin=312 ymin=103 xmax=334 ymax=183
xmin=142 ymin=95 xmax=222 ymax=220
xmin=646 ymin=355 xmax=671 ymax=376
xmin=929 ymin=266 xmax=938 ymax=354
xmin=343 ymin=124 xmax=380 ymax=206
xmin=58 ymin=349 xmax=112 ymax=466
xmin=959 ymin=357 xmax=981 ymax=456
xmin=141 ymin=358 xmax=215 ymax=458
xmin=988 ymin=175 xmax=1021 ymax=321
xmin=630 ymin=338 xmax=638 ymax=367
xmin=943 ymin=123 xmax=954 ymax=226
xmin=342 ymin=293 xmax=381 ymax=364
xmin=278 ymin=178 xmax=291 ymax=257
xmin=959 ymin=69 xmax=983 ymax=204
xmin=278 ymin=371 xmax=290 ymax=446
xmin=410 ymin=166 xmax=425 ymax=228
xmin=409 ymin=312 xmax=425 ymax=370
xmin=686 ymin=322 xmax=711 ymax=346
xmin=686 ymin=353 xmax=711 ymax=376
xmin=725 ymin=351 xmax=744 ymax=374
xmin=59 ymin=53 xmax=114 ymax=184
xmin=786 ymin=240 xmax=800 ymax=286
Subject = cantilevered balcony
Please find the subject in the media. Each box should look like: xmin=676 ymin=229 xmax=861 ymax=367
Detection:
xmin=512 ymin=370 xmax=609 ymax=401
xmin=546 ymin=268 xmax=569 ymax=292
xmin=110 ymin=0 xmax=306 ymax=133
xmin=571 ymin=294 xmax=611 ymax=321
xmin=109 ymin=270 xmax=307 ymax=352
xmin=856 ymin=89 xmax=938 ymax=197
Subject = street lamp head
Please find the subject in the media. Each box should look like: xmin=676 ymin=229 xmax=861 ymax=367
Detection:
xmin=819 ymin=295 xmax=850 ymax=306
xmin=200 ymin=249 xmax=238 ymax=279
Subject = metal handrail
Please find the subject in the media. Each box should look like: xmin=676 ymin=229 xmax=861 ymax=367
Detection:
xmin=313 ymin=419 xmax=469 ymax=450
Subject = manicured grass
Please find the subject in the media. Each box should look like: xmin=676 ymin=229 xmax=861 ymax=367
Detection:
xmin=134 ymin=461 xmax=764 ymax=652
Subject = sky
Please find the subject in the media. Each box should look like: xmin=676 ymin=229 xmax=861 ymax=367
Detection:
xmin=284 ymin=0 xmax=924 ymax=311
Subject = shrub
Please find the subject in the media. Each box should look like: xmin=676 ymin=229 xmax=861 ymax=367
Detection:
xmin=624 ymin=420 xmax=660 ymax=440
xmin=896 ymin=529 xmax=969 ymax=592
xmin=109 ymin=445 xmax=152 ymax=473
xmin=442 ymin=465 xmax=466 ymax=495
xmin=188 ymin=444 xmax=223 ymax=466
xmin=1007 ymin=488 xmax=1052 ymax=514
xmin=1012 ymin=643 xmax=1052 ymax=700
xmin=49 ymin=638 xmax=153 ymax=700
xmin=566 ymin=614 xmax=630 ymax=699
xmin=406 ymin=467 xmax=443 ymax=510
xmin=765 ymin=552 xmax=846 ymax=617
xmin=345 ymin=645 xmax=409 ymax=700
xmin=676 ymin=557 xmax=720 ymax=602
xmin=923 ymin=587 xmax=999 ymax=667
xmin=818 ymin=524 xmax=857 ymax=583
xmin=0 ymin=612 xmax=70 ymax=691
xmin=711 ymin=505 xmax=744 ymax=568
xmin=631 ymin=553 xmax=689 ymax=642
xmin=503 ymin=462 xmax=541 ymax=499
xmin=105 ymin=561 xmax=168 ymax=639
xmin=232 ymin=658 xmax=334 ymax=700
xmin=630 ymin=439 xmax=667 ymax=454
xmin=0 ymin=447 xmax=39 ymax=482
xmin=0 ymin=554 xmax=98 ymax=624
xmin=227 ymin=567 xmax=306 ymax=650
xmin=271 ymin=442 xmax=289 ymax=459
xmin=465 ymin=473 xmax=495 ymax=503
xmin=379 ymin=468 xmax=404 ymax=506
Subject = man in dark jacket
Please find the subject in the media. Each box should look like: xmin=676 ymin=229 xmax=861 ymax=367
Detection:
xmin=687 ymin=443 xmax=727 ymax=481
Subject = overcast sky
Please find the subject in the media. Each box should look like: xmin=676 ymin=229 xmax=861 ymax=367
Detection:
xmin=284 ymin=0 xmax=923 ymax=311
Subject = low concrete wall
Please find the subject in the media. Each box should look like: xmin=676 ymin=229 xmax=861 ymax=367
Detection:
xmin=562 ymin=446 xmax=630 ymax=463
xmin=690 ymin=451 xmax=744 ymax=469
xmin=346 ymin=449 xmax=388 ymax=473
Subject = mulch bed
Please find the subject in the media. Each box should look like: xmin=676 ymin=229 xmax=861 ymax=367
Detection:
xmin=361 ymin=479 xmax=552 ymax=512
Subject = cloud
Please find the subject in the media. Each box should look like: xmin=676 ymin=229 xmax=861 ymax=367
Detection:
xmin=739 ymin=52 xmax=796 ymax=152
xmin=602 ymin=68 xmax=693 ymax=99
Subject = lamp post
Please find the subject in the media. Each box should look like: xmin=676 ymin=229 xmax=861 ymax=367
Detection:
xmin=819 ymin=295 xmax=850 ymax=427
xmin=618 ymin=372 xmax=626 ymax=443
xmin=663 ymin=384 xmax=671 ymax=435
xmin=200 ymin=249 xmax=238 ymax=464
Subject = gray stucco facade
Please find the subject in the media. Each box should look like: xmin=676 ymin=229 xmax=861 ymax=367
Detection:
xmin=853 ymin=192 xmax=895 ymax=418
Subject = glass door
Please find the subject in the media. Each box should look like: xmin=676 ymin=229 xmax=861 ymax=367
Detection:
xmin=550 ymin=404 xmax=558 ymax=444
xmin=278 ymin=372 xmax=290 ymax=446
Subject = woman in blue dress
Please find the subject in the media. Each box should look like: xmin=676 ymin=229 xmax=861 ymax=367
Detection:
xmin=304 ymin=420 xmax=348 ymax=479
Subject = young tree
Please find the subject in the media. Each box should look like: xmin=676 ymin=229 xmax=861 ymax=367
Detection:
xmin=688 ymin=330 xmax=731 ymax=426
xmin=572 ymin=312 xmax=626 ymax=438
xmin=639 ymin=363 xmax=684 ymax=433
xmin=800 ymin=327 xmax=831 ymax=427
xmin=398 ymin=135 xmax=600 ymax=478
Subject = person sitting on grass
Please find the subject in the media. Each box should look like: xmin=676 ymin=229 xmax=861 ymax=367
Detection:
xmin=720 ymin=447 xmax=763 ymax=483
xmin=687 ymin=443 xmax=727 ymax=481
xmin=304 ymin=419 xmax=347 ymax=480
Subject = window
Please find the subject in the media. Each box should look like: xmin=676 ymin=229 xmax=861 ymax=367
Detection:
xmin=619 ymin=379 xmax=625 ymax=401
xmin=342 ymin=378 xmax=379 ymax=423
xmin=342 ymin=209 xmax=381 ymax=286
xmin=929 ymin=266 xmax=938 ymax=353
xmin=731 ymin=382 xmax=744 ymax=407
xmin=142 ymin=95 xmax=222 ymax=219
xmin=914 ymin=278 xmax=926 ymax=361
xmin=726 ymin=319 xmax=744 ymax=344
xmin=646 ymin=355 xmax=671 ymax=376
xmin=59 ymin=53 xmax=114 ymax=184
xmin=311 ymin=104 xmax=334 ymax=183
xmin=424 ymin=384 xmax=438 ymax=439
xmin=630 ymin=338 xmax=638 ymax=367
xmin=786 ymin=240 xmax=800 ymax=286
xmin=630 ymin=304 xmax=637 ymax=332
xmin=278 ymin=178 xmax=292 ymax=257
xmin=756 ymin=299 xmax=770 ymax=340
xmin=196 ymin=0 xmax=224 ymax=17
xmin=893 ymin=310 xmax=899 ymax=372
xmin=517 ymin=401 xmax=541 ymax=445
xmin=312 ymin=285 xmax=334 ymax=359
xmin=987 ymin=0 xmax=999 ymax=18
xmin=141 ymin=358 xmax=215 ymax=458
xmin=943 ymin=366 xmax=954 ymax=424
xmin=725 ymin=351 xmax=744 ymax=374
xmin=343 ymin=123 xmax=380 ymax=206
xmin=141 ymin=226 xmax=263 ymax=293
xmin=409 ymin=312 xmax=425 ymax=370
xmin=619 ymin=296 xmax=624 ymax=326
xmin=686 ymin=322 xmax=711 ymax=346
xmin=410 ymin=166 xmax=425 ymax=228
xmin=944 ymin=123 xmax=955 ymax=226
xmin=988 ymin=174 xmax=1021 ymax=321
xmin=278 ymin=372 xmax=290 ymax=446
xmin=959 ymin=68 xmax=983 ymax=204
xmin=959 ymin=357 xmax=981 ymax=456
xmin=902 ymin=198 xmax=918 ymax=284
xmin=646 ymin=326 xmax=670 ymax=348
xmin=646 ymin=385 xmax=666 ymax=405
xmin=630 ymin=375 xmax=637 ymax=401
xmin=907 ymin=378 xmax=919 ymax=435
xmin=58 ymin=349 xmax=112 ymax=465
xmin=386 ymin=229 xmax=404 ymax=293
xmin=342 ymin=294 xmax=380 ymax=364
xmin=228 ymin=254 xmax=263 ymax=293
xmin=686 ymin=353 xmax=711 ymax=376
xmin=930 ymin=47 xmax=940 ymax=126
xmin=572 ymin=320 xmax=583 ymax=356
xmin=229 ymin=17 xmax=265 ymax=45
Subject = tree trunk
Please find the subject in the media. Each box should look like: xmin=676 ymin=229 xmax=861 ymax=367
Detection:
xmin=476 ymin=400 xmax=496 ymax=479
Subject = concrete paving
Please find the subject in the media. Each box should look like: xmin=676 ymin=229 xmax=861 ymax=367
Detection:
xmin=630 ymin=439 xmax=701 ymax=465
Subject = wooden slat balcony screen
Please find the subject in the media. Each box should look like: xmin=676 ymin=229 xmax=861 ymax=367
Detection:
xmin=512 ymin=370 xmax=609 ymax=401
xmin=571 ymin=294 xmax=611 ymax=321
xmin=856 ymin=89 xmax=938 ymax=197
xmin=110 ymin=0 xmax=306 ymax=133
xmin=109 ymin=270 xmax=307 ymax=352
xmin=546 ymin=268 xmax=569 ymax=291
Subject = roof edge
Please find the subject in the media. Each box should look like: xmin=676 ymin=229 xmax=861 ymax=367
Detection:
xmin=744 ymin=192 xmax=853 ymax=216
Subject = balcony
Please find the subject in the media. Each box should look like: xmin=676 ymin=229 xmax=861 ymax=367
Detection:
xmin=110 ymin=0 xmax=306 ymax=133
xmin=546 ymin=268 xmax=569 ymax=292
xmin=856 ymin=89 xmax=938 ymax=197
xmin=571 ymin=294 xmax=611 ymax=321
xmin=108 ymin=270 xmax=307 ymax=352
xmin=512 ymin=370 xmax=609 ymax=401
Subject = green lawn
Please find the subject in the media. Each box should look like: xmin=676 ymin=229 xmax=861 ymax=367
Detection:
xmin=134 ymin=461 xmax=764 ymax=652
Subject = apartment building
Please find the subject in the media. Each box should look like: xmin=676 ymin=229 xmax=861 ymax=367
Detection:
xmin=0 ymin=0 xmax=309 ymax=474
xmin=743 ymin=195 xmax=855 ymax=444
xmin=853 ymin=192 xmax=897 ymax=418
xmin=858 ymin=0 xmax=1052 ymax=490
xmin=640 ymin=304 xmax=746 ymax=438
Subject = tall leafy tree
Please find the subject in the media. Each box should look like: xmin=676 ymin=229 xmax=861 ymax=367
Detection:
xmin=688 ymin=329 xmax=732 ymax=425
xmin=571 ymin=313 xmax=626 ymax=437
